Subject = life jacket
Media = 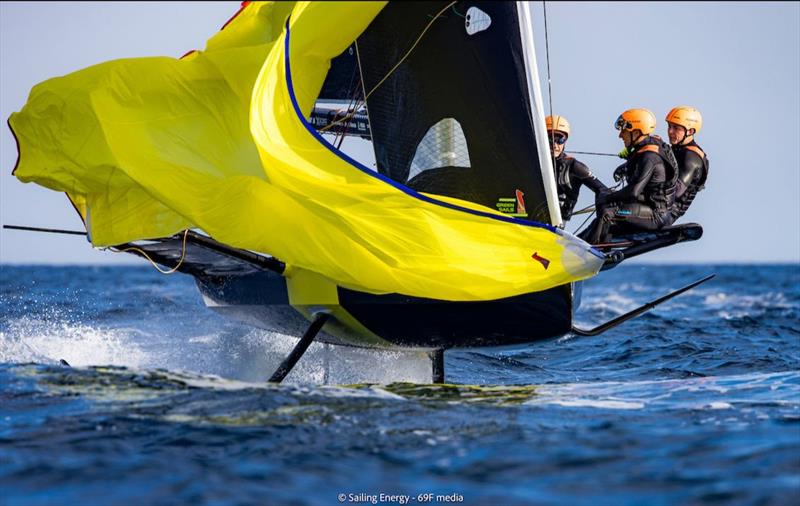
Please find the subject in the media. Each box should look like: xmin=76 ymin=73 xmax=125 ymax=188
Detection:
xmin=629 ymin=135 xmax=678 ymax=213
xmin=555 ymin=155 xmax=574 ymax=190
xmin=554 ymin=155 xmax=579 ymax=219
xmin=672 ymin=142 xmax=709 ymax=219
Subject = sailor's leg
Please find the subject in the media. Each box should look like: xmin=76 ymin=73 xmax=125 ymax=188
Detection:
xmin=587 ymin=204 xmax=618 ymax=244
xmin=611 ymin=203 xmax=663 ymax=232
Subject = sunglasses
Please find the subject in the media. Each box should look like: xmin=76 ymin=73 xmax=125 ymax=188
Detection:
xmin=549 ymin=133 xmax=567 ymax=145
xmin=614 ymin=117 xmax=632 ymax=131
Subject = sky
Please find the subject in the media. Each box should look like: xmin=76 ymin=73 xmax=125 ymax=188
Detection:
xmin=1 ymin=1 xmax=798 ymax=264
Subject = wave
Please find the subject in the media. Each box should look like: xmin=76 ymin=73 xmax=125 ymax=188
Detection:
xmin=0 ymin=317 xmax=148 ymax=367
xmin=0 ymin=316 xmax=434 ymax=384
xmin=526 ymin=371 xmax=800 ymax=412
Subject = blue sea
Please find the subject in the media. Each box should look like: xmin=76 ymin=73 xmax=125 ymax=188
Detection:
xmin=1 ymin=264 xmax=798 ymax=505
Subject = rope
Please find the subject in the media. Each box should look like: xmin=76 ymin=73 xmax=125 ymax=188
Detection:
xmin=571 ymin=205 xmax=596 ymax=216
xmin=572 ymin=208 xmax=595 ymax=237
xmin=451 ymin=5 xmax=466 ymax=18
xmin=354 ymin=40 xmax=375 ymax=143
xmin=569 ymin=179 xmax=623 ymax=235
xmin=567 ymin=150 xmax=618 ymax=157
xmin=112 ymin=229 xmax=189 ymax=275
xmin=5 ymin=223 xmax=188 ymax=275
xmin=320 ymin=1 xmax=456 ymax=133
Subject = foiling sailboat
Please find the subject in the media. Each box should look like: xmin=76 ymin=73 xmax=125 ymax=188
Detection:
xmin=6 ymin=2 xmax=710 ymax=383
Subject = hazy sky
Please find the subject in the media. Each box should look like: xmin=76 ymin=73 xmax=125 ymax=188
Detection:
xmin=1 ymin=2 xmax=798 ymax=264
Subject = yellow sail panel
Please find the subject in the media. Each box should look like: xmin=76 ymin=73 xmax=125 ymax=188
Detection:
xmin=9 ymin=1 xmax=603 ymax=301
xmin=246 ymin=1 xmax=603 ymax=300
xmin=9 ymin=1 xmax=292 ymax=244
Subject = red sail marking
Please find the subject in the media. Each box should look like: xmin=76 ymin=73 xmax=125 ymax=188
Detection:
xmin=180 ymin=1 xmax=252 ymax=60
xmin=531 ymin=252 xmax=550 ymax=270
xmin=515 ymin=189 xmax=527 ymax=214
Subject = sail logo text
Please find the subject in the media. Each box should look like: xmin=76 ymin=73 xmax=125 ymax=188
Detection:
xmin=495 ymin=189 xmax=527 ymax=217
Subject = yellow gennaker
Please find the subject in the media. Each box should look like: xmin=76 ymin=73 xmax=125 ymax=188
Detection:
xmin=10 ymin=1 xmax=602 ymax=303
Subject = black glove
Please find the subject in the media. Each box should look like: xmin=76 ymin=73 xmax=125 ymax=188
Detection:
xmin=595 ymin=190 xmax=610 ymax=207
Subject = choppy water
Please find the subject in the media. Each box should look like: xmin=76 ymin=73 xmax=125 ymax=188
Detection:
xmin=1 ymin=264 xmax=798 ymax=505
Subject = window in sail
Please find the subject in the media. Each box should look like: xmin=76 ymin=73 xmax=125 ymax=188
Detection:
xmin=465 ymin=7 xmax=491 ymax=35
xmin=407 ymin=118 xmax=471 ymax=183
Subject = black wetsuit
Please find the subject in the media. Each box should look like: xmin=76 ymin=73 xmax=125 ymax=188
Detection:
xmin=554 ymin=153 xmax=608 ymax=221
xmin=666 ymin=140 xmax=708 ymax=224
xmin=585 ymin=136 xmax=678 ymax=244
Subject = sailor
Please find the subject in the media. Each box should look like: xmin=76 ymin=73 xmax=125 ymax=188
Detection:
xmin=546 ymin=115 xmax=608 ymax=222
xmin=585 ymin=108 xmax=678 ymax=244
xmin=664 ymin=106 xmax=709 ymax=224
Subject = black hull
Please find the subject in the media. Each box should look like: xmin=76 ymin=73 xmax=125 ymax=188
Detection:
xmin=115 ymin=231 xmax=575 ymax=350
xmin=336 ymin=285 xmax=572 ymax=348
xmin=113 ymin=224 xmax=702 ymax=351
xmin=196 ymin=270 xmax=574 ymax=350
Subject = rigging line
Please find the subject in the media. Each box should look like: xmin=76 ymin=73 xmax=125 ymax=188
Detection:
xmin=571 ymin=205 xmax=596 ymax=216
xmin=337 ymin=77 xmax=364 ymax=147
xmin=364 ymin=1 xmax=455 ymax=101
xmin=567 ymin=150 xmax=618 ymax=157
xmin=571 ymin=184 xmax=622 ymax=236
xmin=111 ymin=229 xmax=189 ymax=275
xmin=570 ymin=178 xmax=623 ymax=223
xmin=354 ymin=40 xmax=376 ymax=145
xmin=571 ymin=181 xmax=623 ymax=216
xmin=572 ymin=208 xmax=595 ymax=237
xmin=542 ymin=0 xmax=557 ymax=172
xmin=320 ymin=1 xmax=457 ymax=133
xmin=334 ymin=64 xmax=363 ymax=146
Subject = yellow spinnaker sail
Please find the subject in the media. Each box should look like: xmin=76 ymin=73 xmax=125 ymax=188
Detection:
xmin=9 ymin=1 xmax=603 ymax=300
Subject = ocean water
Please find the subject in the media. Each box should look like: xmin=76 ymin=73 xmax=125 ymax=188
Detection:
xmin=1 ymin=264 xmax=798 ymax=505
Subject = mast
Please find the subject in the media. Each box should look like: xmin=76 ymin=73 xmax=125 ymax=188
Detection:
xmin=516 ymin=1 xmax=563 ymax=226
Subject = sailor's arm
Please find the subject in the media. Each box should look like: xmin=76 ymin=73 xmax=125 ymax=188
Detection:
xmin=675 ymin=152 xmax=704 ymax=199
xmin=601 ymin=153 xmax=657 ymax=203
xmin=572 ymin=160 xmax=609 ymax=194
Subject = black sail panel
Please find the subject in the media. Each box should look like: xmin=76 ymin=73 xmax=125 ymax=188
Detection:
xmin=356 ymin=1 xmax=552 ymax=223
xmin=317 ymin=45 xmax=359 ymax=101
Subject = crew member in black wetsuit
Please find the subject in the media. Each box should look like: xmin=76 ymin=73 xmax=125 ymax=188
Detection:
xmin=664 ymin=106 xmax=709 ymax=225
xmin=546 ymin=115 xmax=608 ymax=222
xmin=584 ymin=108 xmax=678 ymax=244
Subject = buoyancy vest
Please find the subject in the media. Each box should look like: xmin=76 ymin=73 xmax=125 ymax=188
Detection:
xmin=672 ymin=142 xmax=709 ymax=219
xmin=555 ymin=155 xmax=577 ymax=216
xmin=630 ymin=136 xmax=678 ymax=213
xmin=555 ymin=155 xmax=574 ymax=190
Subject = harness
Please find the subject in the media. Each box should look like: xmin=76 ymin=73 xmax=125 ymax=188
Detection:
xmin=629 ymin=136 xmax=678 ymax=212
xmin=672 ymin=143 xmax=709 ymax=219
xmin=555 ymin=155 xmax=574 ymax=190
xmin=555 ymin=155 xmax=578 ymax=218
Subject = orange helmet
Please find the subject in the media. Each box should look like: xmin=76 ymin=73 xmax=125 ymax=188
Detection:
xmin=614 ymin=108 xmax=656 ymax=135
xmin=545 ymin=115 xmax=571 ymax=138
xmin=665 ymin=106 xmax=702 ymax=134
